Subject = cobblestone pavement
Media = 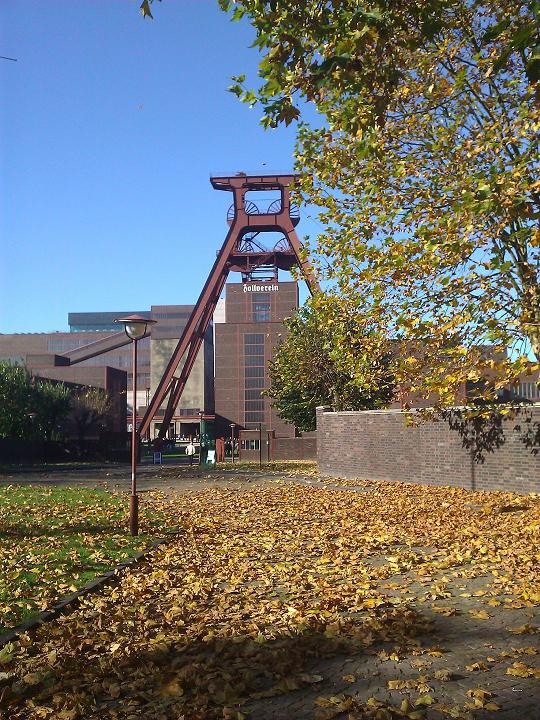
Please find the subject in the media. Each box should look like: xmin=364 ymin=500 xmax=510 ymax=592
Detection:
xmin=242 ymin=559 xmax=540 ymax=719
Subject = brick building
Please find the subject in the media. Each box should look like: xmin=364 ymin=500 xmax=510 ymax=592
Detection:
xmin=214 ymin=280 xmax=298 ymax=437
xmin=0 ymin=305 xmax=214 ymax=439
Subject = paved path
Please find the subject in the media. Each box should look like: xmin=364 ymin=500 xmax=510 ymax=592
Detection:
xmin=0 ymin=463 xmax=367 ymax=496
xmin=242 ymin=557 xmax=540 ymax=719
xmin=1 ymin=467 xmax=538 ymax=719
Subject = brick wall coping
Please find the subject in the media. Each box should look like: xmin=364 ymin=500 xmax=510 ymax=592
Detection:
xmin=317 ymin=405 xmax=540 ymax=416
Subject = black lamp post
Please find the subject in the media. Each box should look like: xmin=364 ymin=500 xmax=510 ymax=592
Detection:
xmin=115 ymin=314 xmax=156 ymax=536
xmin=230 ymin=423 xmax=236 ymax=463
xmin=198 ymin=410 xmax=204 ymax=466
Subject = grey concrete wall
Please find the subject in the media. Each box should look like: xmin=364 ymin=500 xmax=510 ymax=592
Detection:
xmin=316 ymin=407 xmax=540 ymax=493
xmin=150 ymin=339 xmax=206 ymax=411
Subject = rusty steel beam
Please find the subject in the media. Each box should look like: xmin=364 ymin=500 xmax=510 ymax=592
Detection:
xmin=137 ymin=224 xmax=238 ymax=438
xmin=153 ymin=270 xmax=230 ymax=436
xmin=156 ymin=274 xmax=228 ymax=434
xmin=139 ymin=174 xmax=319 ymax=441
xmin=61 ymin=330 xmax=147 ymax=365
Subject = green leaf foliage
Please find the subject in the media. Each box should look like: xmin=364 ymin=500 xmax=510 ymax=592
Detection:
xmin=0 ymin=363 xmax=35 ymax=440
xmin=0 ymin=362 xmax=94 ymax=442
xmin=266 ymin=300 xmax=395 ymax=431
xmin=33 ymin=381 xmax=72 ymax=441
xmin=223 ymin=0 xmax=540 ymax=406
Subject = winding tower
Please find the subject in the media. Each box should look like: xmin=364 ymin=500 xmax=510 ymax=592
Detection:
xmin=138 ymin=173 xmax=319 ymax=440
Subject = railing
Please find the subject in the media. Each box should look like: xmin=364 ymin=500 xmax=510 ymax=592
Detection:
xmin=227 ymin=200 xmax=300 ymax=222
xmin=210 ymin=169 xmax=295 ymax=178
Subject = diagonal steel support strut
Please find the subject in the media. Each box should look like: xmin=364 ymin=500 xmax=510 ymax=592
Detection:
xmin=138 ymin=174 xmax=320 ymax=441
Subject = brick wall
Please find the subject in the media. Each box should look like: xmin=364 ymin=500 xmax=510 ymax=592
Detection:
xmin=271 ymin=437 xmax=317 ymax=461
xmin=316 ymin=407 xmax=540 ymax=493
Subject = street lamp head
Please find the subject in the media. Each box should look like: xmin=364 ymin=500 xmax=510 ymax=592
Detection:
xmin=115 ymin=314 xmax=156 ymax=341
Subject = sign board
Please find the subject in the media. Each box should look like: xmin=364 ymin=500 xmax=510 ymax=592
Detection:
xmin=243 ymin=284 xmax=279 ymax=293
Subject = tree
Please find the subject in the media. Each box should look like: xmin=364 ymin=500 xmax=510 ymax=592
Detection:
xmin=34 ymin=381 xmax=71 ymax=441
xmin=67 ymin=388 xmax=111 ymax=445
xmin=0 ymin=362 xmax=35 ymax=439
xmin=222 ymin=0 xmax=540 ymax=407
xmin=0 ymin=363 xmax=71 ymax=441
xmin=266 ymin=300 xmax=395 ymax=431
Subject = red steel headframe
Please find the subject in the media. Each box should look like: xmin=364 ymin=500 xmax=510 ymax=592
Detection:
xmin=138 ymin=173 xmax=319 ymax=440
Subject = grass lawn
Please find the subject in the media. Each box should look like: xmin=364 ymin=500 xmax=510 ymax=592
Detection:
xmin=0 ymin=485 xmax=174 ymax=633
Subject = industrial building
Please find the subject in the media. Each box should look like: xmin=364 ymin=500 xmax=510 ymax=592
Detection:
xmin=0 ymin=284 xmax=309 ymax=447
xmin=214 ymin=280 xmax=298 ymax=436
xmin=0 ymin=304 xmax=214 ymax=440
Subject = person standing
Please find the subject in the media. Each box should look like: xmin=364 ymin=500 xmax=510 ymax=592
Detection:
xmin=185 ymin=441 xmax=196 ymax=466
xmin=215 ymin=437 xmax=225 ymax=462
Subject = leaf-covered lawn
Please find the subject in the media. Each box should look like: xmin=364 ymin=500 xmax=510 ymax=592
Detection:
xmin=0 ymin=485 xmax=174 ymax=633
xmin=1 ymin=481 xmax=540 ymax=719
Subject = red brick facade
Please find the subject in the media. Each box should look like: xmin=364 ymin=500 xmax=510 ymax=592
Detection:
xmin=214 ymin=281 xmax=299 ymax=437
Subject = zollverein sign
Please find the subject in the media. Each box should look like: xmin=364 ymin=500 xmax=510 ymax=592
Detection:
xmin=243 ymin=284 xmax=279 ymax=293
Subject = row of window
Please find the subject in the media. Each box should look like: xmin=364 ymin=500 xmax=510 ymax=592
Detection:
xmin=240 ymin=439 xmax=261 ymax=450
xmin=245 ymin=354 xmax=265 ymax=366
xmin=48 ymin=338 xmax=86 ymax=352
xmin=69 ymin=325 xmax=117 ymax=333
xmin=152 ymin=312 xmax=191 ymax=319
xmin=514 ymin=382 xmax=540 ymax=399
xmin=250 ymin=294 xmax=271 ymax=323
xmin=127 ymin=373 xmax=151 ymax=390
xmin=245 ymin=366 xmax=264 ymax=377
xmin=245 ymin=377 xmax=264 ymax=388
xmin=244 ymin=334 xmax=265 ymax=344
xmin=48 ymin=336 xmax=151 ymax=354
xmin=244 ymin=333 xmax=265 ymax=425
xmin=245 ymin=389 xmax=263 ymax=400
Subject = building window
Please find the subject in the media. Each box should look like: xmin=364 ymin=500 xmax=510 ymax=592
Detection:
xmin=240 ymin=439 xmax=260 ymax=450
xmin=244 ymin=333 xmax=265 ymax=426
xmin=245 ymin=377 xmax=264 ymax=389
xmin=48 ymin=338 xmax=86 ymax=352
xmin=245 ymin=412 xmax=265 ymax=423
xmin=516 ymin=382 xmax=540 ymax=399
xmin=252 ymin=294 xmax=271 ymax=322
xmin=245 ymin=355 xmax=265 ymax=366
xmin=153 ymin=312 xmax=191 ymax=319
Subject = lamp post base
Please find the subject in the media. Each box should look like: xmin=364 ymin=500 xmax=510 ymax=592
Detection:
xmin=129 ymin=494 xmax=139 ymax=536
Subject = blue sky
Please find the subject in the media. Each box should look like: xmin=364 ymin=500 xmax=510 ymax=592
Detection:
xmin=0 ymin=0 xmax=315 ymax=334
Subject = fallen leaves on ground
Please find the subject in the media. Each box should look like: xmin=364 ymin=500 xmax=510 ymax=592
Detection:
xmin=0 ymin=485 xmax=178 ymax=631
xmin=0 ymin=480 xmax=539 ymax=719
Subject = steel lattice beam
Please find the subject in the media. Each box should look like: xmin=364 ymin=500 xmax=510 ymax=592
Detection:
xmin=138 ymin=174 xmax=319 ymax=440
